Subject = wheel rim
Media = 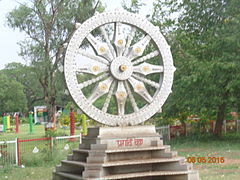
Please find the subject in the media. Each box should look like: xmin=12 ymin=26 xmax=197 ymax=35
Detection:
xmin=64 ymin=9 xmax=175 ymax=126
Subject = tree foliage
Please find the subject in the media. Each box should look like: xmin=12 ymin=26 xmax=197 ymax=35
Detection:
xmin=153 ymin=0 xmax=240 ymax=136
xmin=6 ymin=0 xmax=101 ymax=122
xmin=2 ymin=62 xmax=44 ymax=110
xmin=0 ymin=72 xmax=27 ymax=114
xmin=122 ymin=0 xmax=145 ymax=13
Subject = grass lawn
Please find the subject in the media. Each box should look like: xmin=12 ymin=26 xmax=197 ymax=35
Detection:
xmin=0 ymin=124 xmax=81 ymax=180
xmin=1 ymin=132 xmax=240 ymax=180
xmin=0 ymin=166 xmax=54 ymax=180
xmin=170 ymin=134 xmax=240 ymax=180
xmin=0 ymin=124 xmax=82 ymax=141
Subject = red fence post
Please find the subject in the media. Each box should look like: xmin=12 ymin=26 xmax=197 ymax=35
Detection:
xmin=70 ymin=107 xmax=75 ymax=141
xmin=15 ymin=114 xmax=19 ymax=134
xmin=17 ymin=138 xmax=21 ymax=166
xmin=50 ymin=136 xmax=53 ymax=152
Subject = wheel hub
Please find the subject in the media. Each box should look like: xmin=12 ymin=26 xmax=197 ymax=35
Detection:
xmin=110 ymin=56 xmax=133 ymax=80
xmin=119 ymin=64 xmax=127 ymax=72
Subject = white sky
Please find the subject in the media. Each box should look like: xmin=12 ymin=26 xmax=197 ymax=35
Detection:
xmin=0 ymin=0 xmax=154 ymax=70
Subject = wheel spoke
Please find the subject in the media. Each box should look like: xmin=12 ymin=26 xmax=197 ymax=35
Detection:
xmin=100 ymin=25 xmax=116 ymax=59
xmin=115 ymin=81 xmax=128 ymax=115
xmin=123 ymin=27 xmax=136 ymax=56
xmin=132 ymin=74 xmax=160 ymax=89
xmin=78 ymin=73 xmax=108 ymax=89
xmin=78 ymin=49 xmax=109 ymax=65
xmin=76 ymin=64 xmax=108 ymax=75
xmin=128 ymin=35 xmax=151 ymax=60
xmin=128 ymin=77 xmax=153 ymax=104
xmin=88 ymin=77 xmax=114 ymax=103
xmin=113 ymin=22 xmax=126 ymax=56
xmin=102 ymin=81 xmax=116 ymax=113
xmin=124 ymin=81 xmax=139 ymax=112
xmin=132 ymin=50 xmax=159 ymax=65
xmin=133 ymin=62 xmax=163 ymax=75
xmin=86 ymin=33 xmax=113 ymax=60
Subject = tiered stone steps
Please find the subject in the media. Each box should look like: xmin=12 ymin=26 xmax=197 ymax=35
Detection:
xmin=103 ymin=157 xmax=184 ymax=166
xmin=53 ymin=126 xmax=199 ymax=180
xmin=103 ymin=171 xmax=198 ymax=180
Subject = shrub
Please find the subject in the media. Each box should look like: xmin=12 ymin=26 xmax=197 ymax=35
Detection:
xmin=45 ymin=129 xmax=68 ymax=137
xmin=59 ymin=114 xmax=70 ymax=126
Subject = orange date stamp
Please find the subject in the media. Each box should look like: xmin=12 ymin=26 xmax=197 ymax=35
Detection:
xmin=186 ymin=157 xmax=225 ymax=163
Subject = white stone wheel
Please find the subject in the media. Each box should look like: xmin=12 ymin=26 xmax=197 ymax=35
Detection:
xmin=64 ymin=9 xmax=175 ymax=126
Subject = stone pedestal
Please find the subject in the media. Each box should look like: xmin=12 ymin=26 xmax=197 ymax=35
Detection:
xmin=53 ymin=126 xmax=199 ymax=180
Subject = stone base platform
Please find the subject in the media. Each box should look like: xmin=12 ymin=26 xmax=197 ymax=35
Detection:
xmin=53 ymin=125 xmax=199 ymax=180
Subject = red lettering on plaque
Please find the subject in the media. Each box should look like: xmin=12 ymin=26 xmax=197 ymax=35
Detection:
xmin=125 ymin=138 xmax=133 ymax=146
xmin=116 ymin=140 xmax=125 ymax=147
xmin=134 ymin=138 xmax=143 ymax=146
xmin=116 ymin=138 xmax=143 ymax=147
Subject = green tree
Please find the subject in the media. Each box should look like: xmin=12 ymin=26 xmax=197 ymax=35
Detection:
xmin=2 ymin=62 xmax=44 ymax=110
xmin=122 ymin=0 xmax=145 ymax=13
xmin=153 ymin=0 xmax=240 ymax=136
xmin=6 ymin=0 xmax=101 ymax=123
xmin=0 ymin=73 xmax=27 ymax=114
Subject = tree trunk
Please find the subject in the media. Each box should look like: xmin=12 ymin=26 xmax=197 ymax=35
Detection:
xmin=214 ymin=99 xmax=227 ymax=137
xmin=49 ymin=96 xmax=56 ymax=123
xmin=182 ymin=122 xmax=187 ymax=136
xmin=40 ymin=77 xmax=53 ymax=124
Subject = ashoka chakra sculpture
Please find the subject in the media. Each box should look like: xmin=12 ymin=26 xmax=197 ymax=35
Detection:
xmin=64 ymin=9 xmax=176 ymax=126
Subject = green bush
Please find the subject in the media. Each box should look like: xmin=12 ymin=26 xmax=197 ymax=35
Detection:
xmin=59 ymin=112 xmax=91 ymax=127
xmin=45 ymin=129 xmax=57 ymax=137
xmin=21 ymin=150 xmax=64 ymax=167
xmin=59 ymin=114 xmax=70 ymax=126
xmin=45 ymin=129 xmax=68 ymax=137
xmin=20 ymin=117 xmax=29 ymax=124
xmin=20 ymin=142 xmax=80 ymax=167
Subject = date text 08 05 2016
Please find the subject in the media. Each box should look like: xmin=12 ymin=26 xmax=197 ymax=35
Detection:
xmin=187 ymin=157 xmax=225 ymax=163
